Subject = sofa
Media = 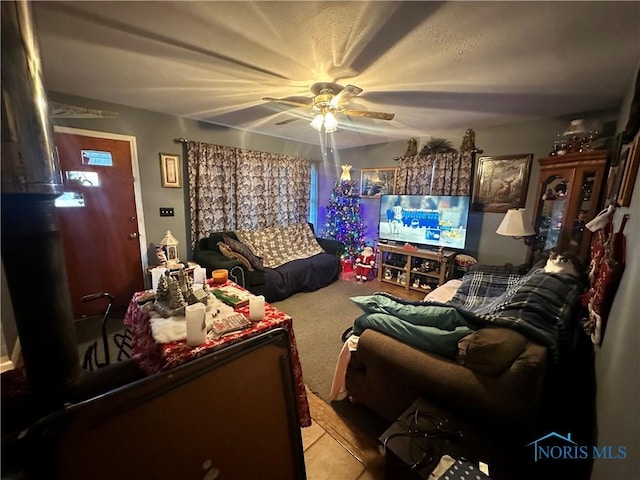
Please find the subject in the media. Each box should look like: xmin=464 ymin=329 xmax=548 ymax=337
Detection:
xmin=346 ymin=326 xmax=548 ymax=435
xmin=193 ymin=222 xmax=344 ymax=302
xmin=343 ymin=261 xmax=587 ymax=440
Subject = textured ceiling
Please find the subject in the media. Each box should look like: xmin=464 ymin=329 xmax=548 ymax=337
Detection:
xmin=33 ymin=1 xmax=640 ymax=148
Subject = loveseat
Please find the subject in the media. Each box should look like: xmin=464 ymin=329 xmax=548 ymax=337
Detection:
xmin=343 ymin=261 xmax=587 ymax=439
xmin=193 ymin=222 xmax=344 ymax=302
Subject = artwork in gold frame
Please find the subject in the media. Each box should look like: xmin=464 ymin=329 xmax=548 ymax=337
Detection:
xmin=160 ymin=153 xmax=181 ymax=188
xmin=472 ymin=154 xmax=533 ymax=213
xmin=360 ymin=168 xmax=397 ymax=198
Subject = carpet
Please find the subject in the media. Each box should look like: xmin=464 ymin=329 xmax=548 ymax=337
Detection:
xmin=271 ymin=276 xmax=381 ymax=402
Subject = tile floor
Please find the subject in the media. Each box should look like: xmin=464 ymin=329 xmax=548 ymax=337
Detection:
xmin=302 ymin=421 xmax=379 ymax=480
xmin=302 ymin=387 xmax=387 ymax=480
xmin=302 ymin=401 xmax=384 ymax=479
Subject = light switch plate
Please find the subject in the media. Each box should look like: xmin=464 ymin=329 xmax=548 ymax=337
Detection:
xmin=159 ymin=207 xmax=174 ymax=217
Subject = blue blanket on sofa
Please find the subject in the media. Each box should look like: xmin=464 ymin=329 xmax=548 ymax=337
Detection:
xmin=351 ymin=268 xmax=582 ymax=361
xmin=264 ymin=252 xmax=341 ymax=302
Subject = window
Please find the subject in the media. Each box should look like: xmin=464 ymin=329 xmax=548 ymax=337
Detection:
xmin=308 ymin=162 xmax=318 ymax=227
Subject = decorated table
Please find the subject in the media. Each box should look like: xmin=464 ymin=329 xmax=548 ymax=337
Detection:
xmin=123 ymin=280 xmax=311 ymax=427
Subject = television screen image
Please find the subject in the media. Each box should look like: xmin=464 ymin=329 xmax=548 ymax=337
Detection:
xmin=378 ymin=194 xmax=471 ymax=250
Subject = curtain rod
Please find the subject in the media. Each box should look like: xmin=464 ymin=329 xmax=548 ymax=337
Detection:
xmin=174 ymin=137 xmax=188 ymax=143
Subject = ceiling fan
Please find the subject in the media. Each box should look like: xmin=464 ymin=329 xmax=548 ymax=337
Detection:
xmin=49 ymin=101 xmax=119 ymax=119
xmin=262 ymin=83 xmax=394 ymax=132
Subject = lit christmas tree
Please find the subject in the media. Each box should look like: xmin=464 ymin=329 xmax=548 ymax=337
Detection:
xmin=323 ymin=180 xmax=367 ymax=262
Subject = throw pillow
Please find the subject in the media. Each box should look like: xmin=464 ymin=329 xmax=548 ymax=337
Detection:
xmin=456 ymin=327 xmax=529 ymax=375
xmin=207 ymin=231 xmax=233 ymax=252
xmin=217 ymin=241 xmax=254 ymax=271
xmin=455 ymin=254 xmax=478 ymax=268
xmin=222 ymin=234 xmax=264 ymax=271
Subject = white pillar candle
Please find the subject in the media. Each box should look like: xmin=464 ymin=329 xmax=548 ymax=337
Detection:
xmin=185 ymin=303 xmax=207 ymax=346
xmin=151 ymin=267 xmax=165 ymax=292
xmin=193 ymin=266 xmax=207 ymax=285
xmin=249 ymin=295 xmax=265 ymax=322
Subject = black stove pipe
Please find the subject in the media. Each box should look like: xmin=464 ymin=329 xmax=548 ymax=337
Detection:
xmin=1 ymin=0 xmax=81 ymax=405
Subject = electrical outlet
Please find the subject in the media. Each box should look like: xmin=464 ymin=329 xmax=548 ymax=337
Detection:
xmin=159 ymin=207 xmax=174 ymax=217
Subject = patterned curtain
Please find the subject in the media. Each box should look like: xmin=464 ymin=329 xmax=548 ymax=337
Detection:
xmin=395 ymin=151 xmax=473 ymax=195
xmin=187 ymin=141 xmax=311 ymax=247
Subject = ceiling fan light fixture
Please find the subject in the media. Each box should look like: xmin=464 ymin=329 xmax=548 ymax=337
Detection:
xmin=263 ymin=83 xmax=395 ymax=133
xmin=310 ymin=114 xmax=324 ymax=131
xmin=324 ymin=112 xmax=338 ymax=133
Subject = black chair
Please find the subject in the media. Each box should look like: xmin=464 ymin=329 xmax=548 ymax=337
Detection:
xmin=81 ymin=293 xmax=132 ymax=371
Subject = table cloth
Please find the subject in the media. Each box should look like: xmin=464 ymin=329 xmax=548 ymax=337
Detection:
xmin=123 ymin=280 xmax=311 ymax=427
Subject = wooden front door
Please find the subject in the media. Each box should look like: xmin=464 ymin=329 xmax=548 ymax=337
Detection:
xmin=54 ymin=132 xmax=144 ymax=318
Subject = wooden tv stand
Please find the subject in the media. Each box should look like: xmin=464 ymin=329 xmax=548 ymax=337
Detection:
xmin=377 ymin=244 xmax=457 ymax=293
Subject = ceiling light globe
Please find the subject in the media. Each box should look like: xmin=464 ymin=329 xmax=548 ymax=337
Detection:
xmin=310 ymin=114 xmax=324 ymax=131
xmin=324 ymin=112 xmax=338 ymax=132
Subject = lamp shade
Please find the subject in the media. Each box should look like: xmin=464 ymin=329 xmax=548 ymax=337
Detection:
xmin=323 ymin=112 xmax=338 ymax=133
xmin=310 ymin=114 xmax=324 ymax=131
xmin=496 ymin=209 xmax=535 ymax=237
xmin=310 ymin=111 xmax=339 ymax=133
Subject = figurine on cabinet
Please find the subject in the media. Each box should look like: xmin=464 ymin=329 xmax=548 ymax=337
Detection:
xmin=555 ymin=180 xmax=568 ymax=196
xmin=542 ymin=188 xmax=556 ymax=201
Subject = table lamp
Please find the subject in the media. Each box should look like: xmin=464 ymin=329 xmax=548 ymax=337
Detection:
xmin=496 ymin=208 xmax=535 ymax=245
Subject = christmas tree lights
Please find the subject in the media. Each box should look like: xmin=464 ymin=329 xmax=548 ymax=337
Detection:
xmin=323 ymin=180 xmax=367 ymax=262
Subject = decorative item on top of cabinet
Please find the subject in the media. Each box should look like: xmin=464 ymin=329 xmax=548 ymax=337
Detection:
xmin=530 ymin=151 xmax=607 ymax=265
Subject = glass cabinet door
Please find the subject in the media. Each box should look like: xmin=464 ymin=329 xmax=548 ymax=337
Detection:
xmin=568 ymin=169 xmax=600 ymax=259
xmin=531 ymin=152 xmax=607 ymax=264
xmin=533 ymin=173 xmax=571 ymax=257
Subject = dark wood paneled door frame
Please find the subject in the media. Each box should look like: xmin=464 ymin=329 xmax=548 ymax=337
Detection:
xmin=54 ymin=127 xmax=148 ymax=319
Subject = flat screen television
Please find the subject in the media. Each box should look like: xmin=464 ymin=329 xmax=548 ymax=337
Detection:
xmin=378 ymin=194 xmax=471 ymax=250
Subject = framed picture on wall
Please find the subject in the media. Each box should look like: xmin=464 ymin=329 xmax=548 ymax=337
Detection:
xmin=617 ymin=133 xmax=640 ymax=207
xmin=604 ymin=133 xmax=628 ymax=203
xmin=360 ymin=168 xmax=397 ymax=198
xmin=160 ymin=153 xmax=181 ymax=188
xmin=472 ymin=154 xmax=533 ymax=212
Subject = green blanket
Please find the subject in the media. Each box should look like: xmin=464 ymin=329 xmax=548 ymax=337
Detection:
xmin=351 ymin=295 xmax=474 ymax=358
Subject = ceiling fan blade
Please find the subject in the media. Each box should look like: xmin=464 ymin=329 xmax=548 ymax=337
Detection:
xmin=330 ymin=84 xmax=363 ymax=107
xmin=262 ymin=97 xmax=310 ymax=108
xmin=275 ymin=117 xmax=301 ymax=126
xmin=49 ymin=101 xmax=119 ymax=118
xmin=341 ymin=109 xmax=394 ymax=121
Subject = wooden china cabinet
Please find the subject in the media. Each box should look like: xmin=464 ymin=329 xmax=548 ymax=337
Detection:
xmin=530 ymin=150 xmax=608 ymax=264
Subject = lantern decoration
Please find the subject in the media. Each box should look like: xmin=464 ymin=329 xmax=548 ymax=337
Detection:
xmin=160 ymin=230 xmax=180 ymax=266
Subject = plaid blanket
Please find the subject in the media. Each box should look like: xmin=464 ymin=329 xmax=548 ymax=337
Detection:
xmin=448 ymin=269 xmax=525 ymax=312
xmin=456 ymin=270 xmax=583 ymax=360
xmin=236 ymin=223 xmax=325 ymax=268
xmin=368 ymin=268 xmax=582 ymax=361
